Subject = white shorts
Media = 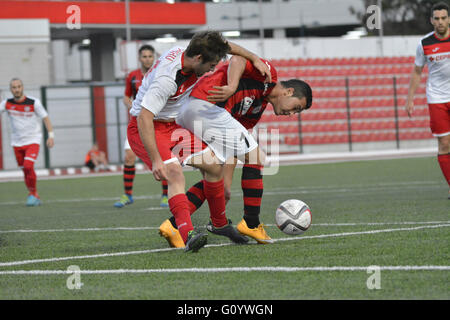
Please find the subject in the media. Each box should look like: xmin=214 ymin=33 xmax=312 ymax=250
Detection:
xmin=176 ymin=97 xmax=258 ymax=164
xmin=124 ymin=137 xmax=131 ymax=150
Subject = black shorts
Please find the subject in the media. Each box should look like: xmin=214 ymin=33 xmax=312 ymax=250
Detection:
xmin=85 ymin=160 xmax=96 ymax=170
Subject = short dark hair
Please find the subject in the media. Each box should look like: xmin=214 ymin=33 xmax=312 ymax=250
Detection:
xmin=281 ymin=79 xmax=313 ymax=109
xmin=10 ymin=78 xmax=23 ymax=86
xmin=431 ymin=2 xmax=449 ymax=17
xmin=185 ymin=31 xmax=231 ymax=63
xmin=139 ymin=44 xmax=155 ymax=55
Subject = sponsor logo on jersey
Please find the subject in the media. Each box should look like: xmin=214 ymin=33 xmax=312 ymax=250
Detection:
xmin=165 ymin=48 xmax=183 ymax=62
xmin=240 ymin=96 xmax=255 ymax=115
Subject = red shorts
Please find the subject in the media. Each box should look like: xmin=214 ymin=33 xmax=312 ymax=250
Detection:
xmin=428 ymin=102 xmax=450 ymax=137
xmin=127 ymin=116 xmax=207 ymax=170
xmin=13 ymin=144 xmax=40 ymax=167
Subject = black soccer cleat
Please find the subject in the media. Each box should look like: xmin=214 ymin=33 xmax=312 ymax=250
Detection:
xmin=206 ymin=219 xmax=249 ymax=244
xmin=184 ymin=230 xmax=208 ymax=253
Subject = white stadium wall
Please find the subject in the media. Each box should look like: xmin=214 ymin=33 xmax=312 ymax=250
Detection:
xmin=0 ymin=19 xmax=51 ymax=87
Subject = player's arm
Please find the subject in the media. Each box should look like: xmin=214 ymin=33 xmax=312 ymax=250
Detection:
xmin=0 ymin=100 xmax=6 ymax=118
xmin=227 ymin=41 xmax=271 ymax=83
xmin=406 ymin=43 xmax=426 ymax=118
xmin=137 ymin=108 xmax=166 ymax=181
xmin=223 ymin=159 xmax=238 ymax=204
xmin=123 ymin=96 xmax=133 ymax=110
xmin=123 ymin=73 xmax=134 ymax=110
xmin=42 ymin=116 xmax=55 ymax=148
xmin=137 ymin=76 xmax=176 ymax=181
xmin=34 ymin=98 xmax=54 ymax=148
xmin=405 ymin=65 xmax=424 ymax=118
xmin=207 ymin=55 xmax=247 ymax=102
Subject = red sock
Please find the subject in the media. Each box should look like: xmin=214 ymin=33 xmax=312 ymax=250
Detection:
xmin=123 ymin=165 xmax=135 ymax=196
xmin=23 ymin=162 xmax=37 ymax=197
xmin=437 ymin=154 xmax=450 ymax=187
xmin=203 ymin=180 xmax=227 ymax=228
xmin=186 ymin=180 xmax=206 ymax=214
xmin=242 ymin=164 xmax=264 ymax=228
xmin=168 ymin=194 xmax=193 ymax=243
xmin=161 ymin=180 xmax=168 ymax=196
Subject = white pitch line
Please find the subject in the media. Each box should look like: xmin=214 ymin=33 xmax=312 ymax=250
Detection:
xmin=1 ymin=221 xmax=448 ymax=234
xmin=0 ymin=226 xmax=159 ymax=234
xmin=0 ymin=194 xmax=161 ymax=206
xmin=284 ymin=220 xmax=450 ymax=227
xmin=0 ymin=248 xmax=180 ymax=267
xmin=0 ymin=265 xmax=449 ymax=275
xmin=274 ymin=223 xmax=450 ymax=243
xmin=0 ymin=224 xmax=449 ymax=268
xmin=0 ymin=180 xmax=443 ymax=206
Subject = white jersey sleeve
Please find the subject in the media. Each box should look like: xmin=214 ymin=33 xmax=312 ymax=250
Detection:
xmin=0 ymin=100 xmax=6 ymax=113
xmin=141 ymin=75 xmax=177 ymax=116
xmin=33 ymin=98 xmax=48 ymax=119
xmin=415 ymin=42 xmax=426 ymax=67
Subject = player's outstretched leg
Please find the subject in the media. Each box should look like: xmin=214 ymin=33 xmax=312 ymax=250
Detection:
xmin=236 ymin=163 xmax=273 ymax=244
xmin=159 ymin=180 xmax=206 ymax=248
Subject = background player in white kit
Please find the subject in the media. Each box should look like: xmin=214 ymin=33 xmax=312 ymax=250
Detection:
xmin=0 ymin=78 xmax=55 ymax=206
xmin=127 ymin=31 xmax=271 ymax=252
xmin=406 ymin=2 xmax=450 ymax=199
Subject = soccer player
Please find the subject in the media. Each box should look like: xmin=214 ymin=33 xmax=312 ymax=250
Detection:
xmin=127 ymin=31 xmax=271 ymax=252
xmin=406 ymin=2 xmax=450 ymax=199
xmin=159 ymin=55 xmax=312 ymax=248
xmin=0 ymin=78 xmax=55 ymax=206
xmin=114 ymin=45 xmax=170 ymax=208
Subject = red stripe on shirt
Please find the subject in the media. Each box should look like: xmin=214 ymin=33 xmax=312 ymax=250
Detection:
xmin=423 ymin=41 xmax=450 ymax=55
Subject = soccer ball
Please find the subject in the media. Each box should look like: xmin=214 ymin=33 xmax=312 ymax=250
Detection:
xmin=275 ymin=199 xmax=312 ymax=235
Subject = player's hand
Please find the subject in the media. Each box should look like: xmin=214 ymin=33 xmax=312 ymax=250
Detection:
xmin=252 ymin=59 xmax=272 ymax=83
xmin=224 ymin=187 xmax=231 ymax=205
xmin=46 ymin=137 xmax=54 ymax=148
xmin=405 ymin=100 xmax=414 ymax=118
xmin=152 ymin=158 xmax=167 ymax=181
xmin=207 ymin=86 xmax=236 ymax=102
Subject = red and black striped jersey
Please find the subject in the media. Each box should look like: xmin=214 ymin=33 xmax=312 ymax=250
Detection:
xmin=191 ymin=59 xmax=277 ymax=129
xmin=124 ymin=68 xmax=144 ymax=99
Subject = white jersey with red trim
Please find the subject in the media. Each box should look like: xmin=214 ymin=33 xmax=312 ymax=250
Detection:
xmin=0 ymin=96 xmax=48 ymax=147
xmin=415 ymin=31 xmax=450 ymax=103
xmin=129 ymin=46 xmax=198 ymax=120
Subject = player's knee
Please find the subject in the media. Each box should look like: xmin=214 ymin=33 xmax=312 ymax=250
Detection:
xmin=438 ymin=135 xmax=450 ymax=154
xmin=22 ymin=160 xmax=34 ymax=171
xmin=165 ymin=164 xmax=185 ymax=184
xmin=124 ymin=151 xmax=136 ymax=166
xmin=245 ymin=148 xmax=265 ymax=166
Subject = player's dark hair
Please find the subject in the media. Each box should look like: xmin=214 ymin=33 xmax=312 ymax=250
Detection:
xmin=139 ymin=44 xmax=155 ymax=54
xmin=185 ymin=31 xmax=231 ymax=63
xmin=281 ymin=79 xmax=313 ymax=109
xmin=10 ymin=77 xmax=23 ymax=85
xmin=431 ymin=2 xmax=449 ymax=17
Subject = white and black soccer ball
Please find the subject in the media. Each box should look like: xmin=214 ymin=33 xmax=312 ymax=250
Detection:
xmin=275 ymin=199 xmax=312 ymax=235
